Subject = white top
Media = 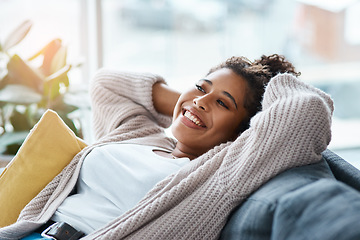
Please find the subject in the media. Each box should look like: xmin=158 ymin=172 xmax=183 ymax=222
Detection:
xmin=51 ymin=143 xmax=190 ymax=234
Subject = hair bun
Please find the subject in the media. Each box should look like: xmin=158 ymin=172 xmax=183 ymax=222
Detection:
xmin=254 ymin=54 xmax=300 ymax=78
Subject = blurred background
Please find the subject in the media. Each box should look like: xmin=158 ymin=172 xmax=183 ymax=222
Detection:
xmin=1 ymin=0 xmax=359 ymax=167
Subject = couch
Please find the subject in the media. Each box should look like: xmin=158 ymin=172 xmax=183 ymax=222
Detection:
xmin=220 ymin=149 xmax=360 ymax=240
xmin=1 ymin=149 xmax=359 ymax=239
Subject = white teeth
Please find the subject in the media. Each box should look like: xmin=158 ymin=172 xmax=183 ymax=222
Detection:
xmin=184 ymin=111 xmax=203 ymax=127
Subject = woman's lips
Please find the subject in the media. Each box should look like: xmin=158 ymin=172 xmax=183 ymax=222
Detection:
xmin=180 ymin=109 xmax=207 ymax=129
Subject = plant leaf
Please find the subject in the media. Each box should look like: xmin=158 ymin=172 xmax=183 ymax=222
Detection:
xmin=10 ymin=109 xmax=33 ymax=131
xmin=0 ymin=74 xmax=11 ymax=90
xmin=45 ymin=64 xmax=71 ymax=83
xmin=47 ymin=80 xmax=61 ymax=101
xmin=7 ymin=54 xmax=44 ymax=93
xmin=50 ymin=45 xmax=67 ymax=74
xmin=28 ymin=39 xmax=62 ymax=76
xmin=43 ymin=65 xmax=71 ymax=100
xmin=2 ymin=20 xmax=32 ymax=52
xmin=0 ymin=85 xmax=42 ymax=104
xmin=0 ymin=131 xmax=29 ymax=155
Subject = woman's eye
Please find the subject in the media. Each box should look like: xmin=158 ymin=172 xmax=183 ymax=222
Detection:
xmin=196 ymin=84 xmax=206 ymax=93
xmin=217 ymin=100 xmax=229 ymax=109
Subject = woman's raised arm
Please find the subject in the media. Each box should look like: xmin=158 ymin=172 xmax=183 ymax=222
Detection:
xmin=219 ymin=73 xmax=333 ymax=198
xmin=90 ymin=70 xmax=174 ymax=139
xmin=152 ymin=82 xmax=181 ymax=117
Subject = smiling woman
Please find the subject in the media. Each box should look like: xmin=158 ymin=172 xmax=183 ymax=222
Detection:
xmin=0 ymin=54 xmax=333 ymax=240
xmin=171 ymin=68 xmax=249 ymax=158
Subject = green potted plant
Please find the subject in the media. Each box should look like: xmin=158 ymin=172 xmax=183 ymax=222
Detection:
xmin=0 ymin=20 xmax=83 ymax=155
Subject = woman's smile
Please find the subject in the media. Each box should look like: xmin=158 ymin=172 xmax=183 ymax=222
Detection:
xmin=181 ymin=108 xmax=207 ymax=129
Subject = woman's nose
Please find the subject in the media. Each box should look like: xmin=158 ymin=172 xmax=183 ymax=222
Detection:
xmin=193 ymin=96 xmax=208 ymax=111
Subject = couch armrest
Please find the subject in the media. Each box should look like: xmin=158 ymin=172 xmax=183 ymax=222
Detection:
xmin=323 ymin=149 xmax=360 ymax=192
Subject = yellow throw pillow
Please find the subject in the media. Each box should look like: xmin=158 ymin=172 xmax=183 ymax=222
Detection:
xmin=0 ymin=109 xmax=87 ymax=227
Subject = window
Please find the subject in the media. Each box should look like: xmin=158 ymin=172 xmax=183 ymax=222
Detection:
xmin=101 ymin=0 xmax=360 ymax=168
xmin=1 ymin=0 xmax=360 ymax=167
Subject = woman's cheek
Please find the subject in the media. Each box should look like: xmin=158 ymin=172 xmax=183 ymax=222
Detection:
xmin=170 ymin=119 xmax=183 ymax=139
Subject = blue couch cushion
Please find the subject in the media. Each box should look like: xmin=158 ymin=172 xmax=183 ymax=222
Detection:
xmin=220 ymin=159 xmax=335 ymax=240
xmin=272 ymin=179 xmax=360 ymax=240
xmin=322 ymin=149 xmax=360 ymax=191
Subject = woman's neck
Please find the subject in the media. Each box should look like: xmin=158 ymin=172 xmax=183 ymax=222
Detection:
xmin=172 ymin=144 xmax=199 ymax=160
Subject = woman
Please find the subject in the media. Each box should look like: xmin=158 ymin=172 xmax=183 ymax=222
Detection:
xmin=0 ymin=54 xmax=333 ymax=239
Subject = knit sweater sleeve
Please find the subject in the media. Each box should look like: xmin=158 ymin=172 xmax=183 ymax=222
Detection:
xmin=89 ymin=69 xmax=172 ymax=140
xmin=219 ymin=73 xmax=334 ymax=197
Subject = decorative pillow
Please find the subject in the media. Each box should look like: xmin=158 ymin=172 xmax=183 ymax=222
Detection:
xmin=0 ymin=110 xmax=87 ymax=227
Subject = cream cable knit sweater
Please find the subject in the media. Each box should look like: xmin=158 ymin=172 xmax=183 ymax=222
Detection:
xmin=0 ymin=70 xmax=333 ymax=240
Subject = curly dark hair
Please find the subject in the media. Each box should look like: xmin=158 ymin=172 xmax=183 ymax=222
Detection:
xmin=207 ymin=54 xmax=300 ymax=134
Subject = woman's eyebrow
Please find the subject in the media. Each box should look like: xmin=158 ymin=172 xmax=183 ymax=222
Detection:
xmin=223 ymin=91 xmax=238 ymax=109
xmin=200 ymin=78 xmax=238 ymax=109
xmin=200 ymin=79 xmax=213 ymax=85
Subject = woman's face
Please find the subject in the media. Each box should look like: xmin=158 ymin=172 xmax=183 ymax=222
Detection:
xmin=171 ymin=68 xmax=249 ymax=158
